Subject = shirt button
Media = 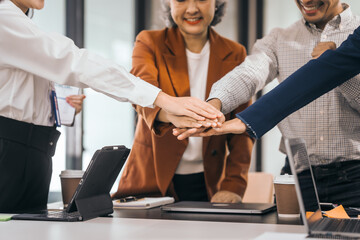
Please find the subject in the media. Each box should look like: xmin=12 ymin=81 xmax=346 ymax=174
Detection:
xmin=320 ymin=136 xmax=324 ymax=141
xmin=322 ymin=35 xmax=327 ymax=40
xmin=49 ymin=142 xmax=54 ymax=146
xmin=320 ymin=110 xmax=324 ymax=115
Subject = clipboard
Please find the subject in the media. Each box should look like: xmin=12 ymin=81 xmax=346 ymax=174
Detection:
xmin=54 ymin=84 xmax=80 ymax=126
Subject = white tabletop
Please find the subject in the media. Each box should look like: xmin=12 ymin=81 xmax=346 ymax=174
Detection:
xmin=0 ymin=217 xmax=306 ymax=240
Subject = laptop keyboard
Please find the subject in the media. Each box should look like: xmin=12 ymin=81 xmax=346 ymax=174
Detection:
xmin=44 ymin=210 xmax=82 ymax=220
xmin=318 ymin=218 xmax=360 ymax=233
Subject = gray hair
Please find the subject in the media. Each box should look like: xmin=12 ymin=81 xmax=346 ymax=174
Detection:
xmin=161 ymin=0 xmax=227 ymax=27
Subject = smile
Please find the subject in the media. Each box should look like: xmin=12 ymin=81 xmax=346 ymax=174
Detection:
xmin=299 ymin=1 xmax=324 ymax=14
xmin=184 ymin=17 xmax=203 ymax=25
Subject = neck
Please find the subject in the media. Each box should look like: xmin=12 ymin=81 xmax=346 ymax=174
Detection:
xmin=183 ymin=30 xmax=209 ymax=53
xmin=11 ymin=0 xmax=29 ymax=13
xmin=316 ymin=4 xmax=344 ymax=30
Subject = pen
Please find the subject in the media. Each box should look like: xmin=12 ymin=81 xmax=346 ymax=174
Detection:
xmin=118 ymin=196 xmax=138 ymax=203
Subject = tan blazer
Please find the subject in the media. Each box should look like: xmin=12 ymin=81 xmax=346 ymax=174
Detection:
xmin=113 ymin=27 xmax=253 ymax=200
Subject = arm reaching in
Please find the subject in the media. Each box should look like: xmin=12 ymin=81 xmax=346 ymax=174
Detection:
xmin=237 ymin=26 xmax=360 ymax=139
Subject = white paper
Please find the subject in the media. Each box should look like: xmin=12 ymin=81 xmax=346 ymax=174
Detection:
xmin=113 ymin=197 xmax=175 ymax=209
xmin=54 ymin=84 xmax=80 ymax=126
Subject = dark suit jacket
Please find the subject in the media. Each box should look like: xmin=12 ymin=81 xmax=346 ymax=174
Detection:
xmin=237 ymin=26 xmax=360 ymax=139
xmin=113 ymin=27 xmax=253 ymax=200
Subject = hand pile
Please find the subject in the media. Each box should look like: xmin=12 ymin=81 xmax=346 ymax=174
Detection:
xmin=154 ymin=92 xmax=247 ymax=140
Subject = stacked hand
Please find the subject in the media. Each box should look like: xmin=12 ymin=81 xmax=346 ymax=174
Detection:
xmin=154 ymin=93 xmax=247 ymax=139
xmin=154 ymin=92 xmax=225 ymax=129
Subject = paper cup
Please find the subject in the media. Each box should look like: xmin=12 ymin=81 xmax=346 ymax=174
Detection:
xmin=274 ymin=175 xmax=300 ymax=218
xmin=59 ymin=170 xmax=84 ymax=207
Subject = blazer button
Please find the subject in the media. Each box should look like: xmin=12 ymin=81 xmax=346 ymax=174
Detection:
xmin=211 ymin=150 xmax=217 ymax=156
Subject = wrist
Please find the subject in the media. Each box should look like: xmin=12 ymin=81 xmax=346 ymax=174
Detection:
xmin=154 ymin=91 xmax=167 ymax=109
xmin=156 ymin=109 xmax=170 ymax=123
xmin=207 ymin=98 xmax=222 ymax=111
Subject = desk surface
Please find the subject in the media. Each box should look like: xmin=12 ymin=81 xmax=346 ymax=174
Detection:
xmin=1 ymin=204 xmax=306 ymax=240
xmin=0 ymin=217 xmax=306 ymax=240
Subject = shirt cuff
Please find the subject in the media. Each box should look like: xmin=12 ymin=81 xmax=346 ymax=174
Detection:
xmin=133 ymin=77 xmax=161 ymax=108
xmin=235 ymin=114 xmax=258 ymax=139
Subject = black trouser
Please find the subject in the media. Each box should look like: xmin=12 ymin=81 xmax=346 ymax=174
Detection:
xmin=312 ymin=160 xmax=360 ymax=207
xmin=173 ymin=172 xmax=209 ymax=201
xmin=0 ymin=116 xmax=60 ymax=213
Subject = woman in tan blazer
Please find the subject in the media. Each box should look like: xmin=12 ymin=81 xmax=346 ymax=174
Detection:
xmin=113 ymin=0 xmax=253 ymax=203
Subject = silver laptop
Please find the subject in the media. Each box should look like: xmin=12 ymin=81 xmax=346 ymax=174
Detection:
xmin=161 ymin=201 xmax=275 ymax=215
xmin=285 ymin=138 xmax=360 ymax=239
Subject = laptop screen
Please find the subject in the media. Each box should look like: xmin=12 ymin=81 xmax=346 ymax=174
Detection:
xmin=285 ymin=138 xmax=322 ymax=224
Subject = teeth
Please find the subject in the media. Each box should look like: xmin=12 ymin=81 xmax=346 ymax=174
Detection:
xmin=299 ymin=1 xmax=320 ymax=11
xmin=303 ymin=5 xmax=318 ymax=11
xmin=186 ymin=18 xmax=201 ymax=22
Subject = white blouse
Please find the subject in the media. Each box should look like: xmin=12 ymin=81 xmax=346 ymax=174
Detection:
xmin=0 ymin=0 xmax=160 ymax=126
xmin=175 ymin=41 xmax=210 ymax=175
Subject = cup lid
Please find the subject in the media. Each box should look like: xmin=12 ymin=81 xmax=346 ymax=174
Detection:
xmin=59 ymin=170 xmax=84 ymax=178
xmin=273 ymin=174 xmax=295 ymax=184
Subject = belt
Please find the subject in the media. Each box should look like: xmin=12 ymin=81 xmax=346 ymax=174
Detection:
xmin=313 ymin=160 xmax=359 ymax=178
xmin=0 ymin=116 xmax=60 ymax=157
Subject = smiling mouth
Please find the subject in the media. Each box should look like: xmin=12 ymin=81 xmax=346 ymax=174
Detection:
xmin=184 ymin=17 xmax=203 ymax=25
xmin=299 ymin=1 xmax=324 ymax=14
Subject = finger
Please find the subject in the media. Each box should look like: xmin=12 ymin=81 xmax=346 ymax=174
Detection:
xmin=177 ymin=128 xmax=201 ymax=140
xmin=67 ymin=99 xmax=83 ymax=105
xmin=172 ymin=128 xmax=187 ymax=136
xmin=198 ymin=129 xmax=218 ymax=137
xmin=178 ymin=121 xmax=202 ymax=128
xmin=190 ymin=101 xmax=223 ymax=119
xmin=197 ymin=120 xmax=213 ymax=128
xmin=182 ymin=109 xmax=206 ymax=121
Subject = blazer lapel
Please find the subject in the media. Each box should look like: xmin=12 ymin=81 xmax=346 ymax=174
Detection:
xmin=163 ymin=28 xmax=190 ymax=97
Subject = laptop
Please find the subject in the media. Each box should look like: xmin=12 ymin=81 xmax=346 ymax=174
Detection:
xmin=285 ymin=138 xmax=360 ymax=239
xmin=12 ymin=145 xmax=130 ymax=222
xmin=161 ymin=201 xmax=276 ymax=215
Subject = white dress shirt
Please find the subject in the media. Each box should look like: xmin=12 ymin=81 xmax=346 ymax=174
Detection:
xmin=175 ymin=41 xmax=210 ymax=174
xmin=0 ymin=0 xmax=160 ymax=126
xmin=209 ymin=4 xmax=360 ymax=166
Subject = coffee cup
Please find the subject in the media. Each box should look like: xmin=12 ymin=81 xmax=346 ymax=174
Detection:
xmin=59 ymin=170 xmax=84 ymax=207
xmin=274 ymin=174 xmax=300 ymax=218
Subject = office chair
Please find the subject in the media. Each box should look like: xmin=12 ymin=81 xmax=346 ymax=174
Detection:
xmin=242 ymin=172 xmax=274 ymax=203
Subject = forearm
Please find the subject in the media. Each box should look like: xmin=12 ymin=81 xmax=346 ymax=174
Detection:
xmin=208 ymin=46 xmax=278 ymax=114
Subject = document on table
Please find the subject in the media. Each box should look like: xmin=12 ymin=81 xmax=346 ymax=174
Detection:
xmin=113 ymin=197 xmax=175 ymax=209
xmin=54 ymin=84 xmax=80 ymax=126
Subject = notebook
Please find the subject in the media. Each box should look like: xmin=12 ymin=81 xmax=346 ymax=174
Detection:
xmin=113 ymin=197 xmax=175 ymax=209
xmin=161 ymin=201 xmax=276 ymax=215
xmin=285 ymin=138 xmax=360 ymax=239
xmin=12 ymin=145 xmax=130 ymax=222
